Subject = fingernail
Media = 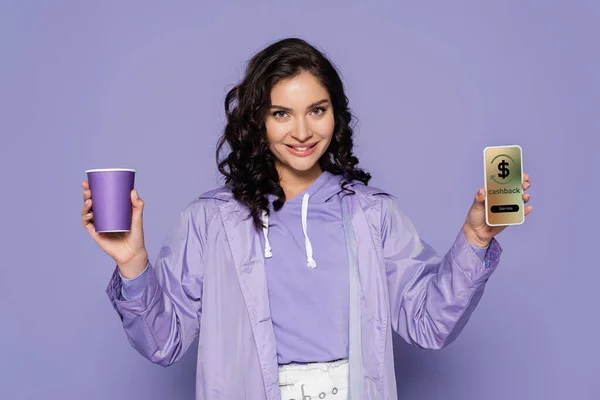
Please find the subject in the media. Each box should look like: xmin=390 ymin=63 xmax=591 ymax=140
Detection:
xmin=134 ymin=190 xmax=139 ymax=199
xmin=85 ymin=199 xmax=90 ymax=205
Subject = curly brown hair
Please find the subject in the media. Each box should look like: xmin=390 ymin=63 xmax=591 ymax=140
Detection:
xmin=216 ymin=38 xmax=371 ymax=229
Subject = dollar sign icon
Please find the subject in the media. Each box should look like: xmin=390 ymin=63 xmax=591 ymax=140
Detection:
xmin=497 ymin=159 xmax=510 ymax=179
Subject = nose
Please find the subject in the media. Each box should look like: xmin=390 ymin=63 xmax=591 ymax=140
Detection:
xmin=290 ymin=117 xmax=312 ymax=142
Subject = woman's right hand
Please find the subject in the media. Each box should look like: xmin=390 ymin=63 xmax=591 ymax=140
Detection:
xmin=81 ymin=180 xmax=148 ymax=278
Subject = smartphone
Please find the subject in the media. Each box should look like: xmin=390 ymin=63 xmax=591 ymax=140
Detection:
xmin=483 ymin=145 xmax=524 ymax=226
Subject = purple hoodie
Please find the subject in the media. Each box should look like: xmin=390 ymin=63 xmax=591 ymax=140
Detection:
xmin=114 ymin=173 xmax=497 ymax=399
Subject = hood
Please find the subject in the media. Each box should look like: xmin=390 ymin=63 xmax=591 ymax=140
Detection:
xmin=262 ymin=171 xmax=345 ymax=269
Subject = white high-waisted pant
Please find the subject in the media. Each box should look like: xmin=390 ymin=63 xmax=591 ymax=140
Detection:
xmin=278 ymin=359 xmax=348 ymax=400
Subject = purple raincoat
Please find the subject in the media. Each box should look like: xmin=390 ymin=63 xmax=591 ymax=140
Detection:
xmin=106 ymin=180 xmax=502 ymax=399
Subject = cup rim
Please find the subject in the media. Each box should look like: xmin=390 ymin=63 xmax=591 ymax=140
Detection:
xmin=85 ymin=168 xmax=136 ymax=173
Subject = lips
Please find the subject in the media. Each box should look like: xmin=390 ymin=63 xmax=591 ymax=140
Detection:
xmin=285 ymin=142 xmax=318 ymax=157
xmin=286 ymin=143 xmax=316 ymax=151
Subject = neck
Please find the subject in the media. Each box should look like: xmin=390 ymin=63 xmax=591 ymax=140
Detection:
xmin=277 ymin=163 xmax=323 ymax=200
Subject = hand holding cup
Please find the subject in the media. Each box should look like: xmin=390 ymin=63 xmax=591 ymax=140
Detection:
xmin=81 ymin=169 xmax=148 ymax=278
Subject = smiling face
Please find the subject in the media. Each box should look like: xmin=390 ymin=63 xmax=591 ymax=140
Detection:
xmin=264 ymin=71 xmax=335 ymax=183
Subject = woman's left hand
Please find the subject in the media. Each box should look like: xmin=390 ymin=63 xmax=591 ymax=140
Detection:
xmin=463 ymin=173 xmax=532 ymax=247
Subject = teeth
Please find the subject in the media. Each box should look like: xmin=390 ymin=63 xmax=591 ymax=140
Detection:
xmin=294 ymin=147 xmax=309 ymax=151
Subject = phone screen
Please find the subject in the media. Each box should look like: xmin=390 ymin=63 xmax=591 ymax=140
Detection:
xmin=483 ymin=145 xmax=524 ymax=226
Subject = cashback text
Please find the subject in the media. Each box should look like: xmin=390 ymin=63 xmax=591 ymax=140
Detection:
xmin=488 ymin=187 xmax=521 ymax=195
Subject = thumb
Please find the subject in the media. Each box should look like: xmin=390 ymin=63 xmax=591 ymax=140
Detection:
xmin=131 ymin=189 xmax=144 ymax=225
xmin=472 ymin=188 xmax=486 ymax=210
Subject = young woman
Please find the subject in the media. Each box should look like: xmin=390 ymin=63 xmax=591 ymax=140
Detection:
xmin=81 ymin=38 xmax=532 ymax=400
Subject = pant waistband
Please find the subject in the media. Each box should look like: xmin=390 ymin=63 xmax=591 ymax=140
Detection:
xmin=278 ymin=359 xmax=348 ymax=400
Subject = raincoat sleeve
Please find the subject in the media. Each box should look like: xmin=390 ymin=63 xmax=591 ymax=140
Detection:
xmin=105 ymin=201 xmax=210 ymax=366
xmin=380 ymin=195 xmax=502 ymax=349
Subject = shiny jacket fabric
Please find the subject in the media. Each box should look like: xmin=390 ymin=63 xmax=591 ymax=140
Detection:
xmin=106 ymin=181 xmax=502 ymax=399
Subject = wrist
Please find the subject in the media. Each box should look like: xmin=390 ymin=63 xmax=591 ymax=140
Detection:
xmin=118 ymin=249 xmax=148 ymax=279
xmin=463 ymin=224 xmax=490 ymax=248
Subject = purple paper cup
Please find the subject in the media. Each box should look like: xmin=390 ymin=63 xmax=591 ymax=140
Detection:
xmin=85 ymin=168 xmax=136 ymax=233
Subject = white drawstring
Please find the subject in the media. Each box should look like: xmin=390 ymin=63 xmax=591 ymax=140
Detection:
xmin=261 ymin=195 xmax=316 ymax=268
xmin=302 ymin=193 xmax=317 ymax=269
xmin=262 ymin=210 xmax=272 ymax=258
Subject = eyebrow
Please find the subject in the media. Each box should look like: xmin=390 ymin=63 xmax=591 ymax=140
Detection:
xmin=270 ymin=99 xmax=329 ymax=111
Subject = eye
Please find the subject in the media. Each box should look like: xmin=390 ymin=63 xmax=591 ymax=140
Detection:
xmin=272 ymin=110 xmax=288 ymax=118
xmin=311 ymin=107 xmax=326 ymax=115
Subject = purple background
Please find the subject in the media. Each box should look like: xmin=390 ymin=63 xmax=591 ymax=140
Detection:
xmin=1 ymin=1 xmax=598 ymax=399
